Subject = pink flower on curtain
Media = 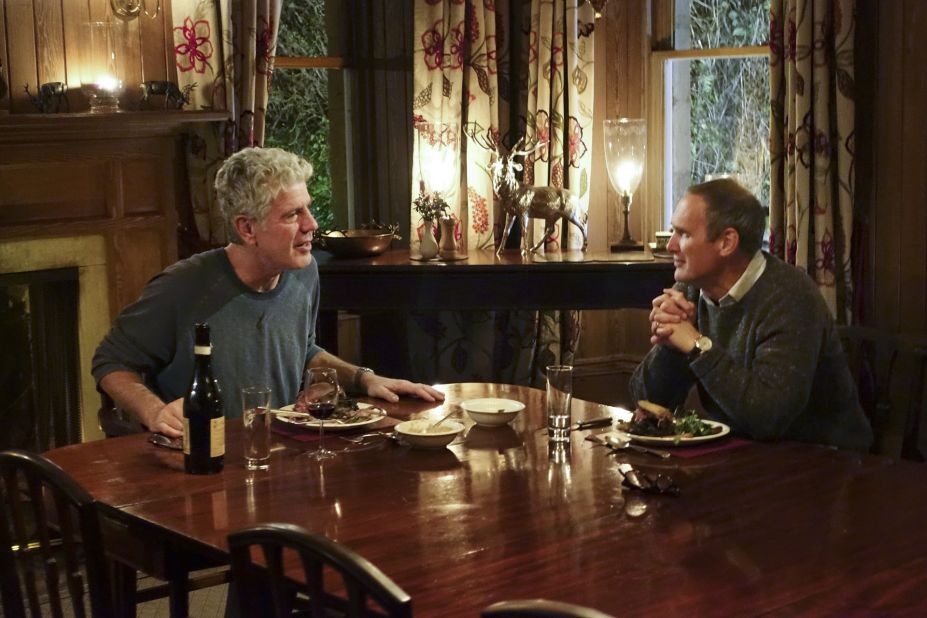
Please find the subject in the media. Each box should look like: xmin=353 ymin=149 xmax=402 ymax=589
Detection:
xmin=815 ymin=229 xmax=836 ymax=285
xmin=484 ymin=0 xmax=495 ymax=9
xmin=787 ymin=14 xmax=797 ymax=61
xmin=469 ymin=188 xmax=490 ymax=234
xmin=769 ymin=11 xmax=782 ymax=60
xmin=486 ymin=35 xmax=498 ymax=73
xmin=422 ymin=21 xmax=447 ymax=69
xmin=449 ymin=21 xmax=467 ymax=68
xmin=567 ymin=117 xmax=587 ymax=168
xmin=813 ymin=129 xmax=831 ymax=156
xmin=173 ymin=17 xmax=214 ymax=74
xmin=535 ymin=111 xmax=550 ymax=161
xmin=256 ymin=17 xmax=275 ymax=76
xmin=546 ymin=32 xmax=564 ymax=81
xmin=527 ymin=29 xmax=538 ymax=64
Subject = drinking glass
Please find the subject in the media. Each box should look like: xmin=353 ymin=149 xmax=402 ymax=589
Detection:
xmin=546 ymin=364 xmax=574 ymax=443
xmin=303 ymin=368 xmax=339 ymax=460
xmin=241 ymin=386 xmax=272 ymax=470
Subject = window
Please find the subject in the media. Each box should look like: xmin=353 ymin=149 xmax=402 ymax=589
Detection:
xmin=266 ymin=2 xmax=346 ymax=230
xmin=648 ymin=0 xmax=770 ymax=227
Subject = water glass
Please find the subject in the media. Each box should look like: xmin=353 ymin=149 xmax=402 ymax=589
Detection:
xmin=241 ymin=386 xmax=272 ymax=470
xmin=546 ymin=364 xmax=573 ymax=443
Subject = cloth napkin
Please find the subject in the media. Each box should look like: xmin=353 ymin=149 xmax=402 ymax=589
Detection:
xmin=272 ymin=416 xmax=400 ymax=443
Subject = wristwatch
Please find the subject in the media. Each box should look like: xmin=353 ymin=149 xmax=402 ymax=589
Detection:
xmin=688 ymin=334 xmax=713 ymax=361
xmin=352 ymin=367 xmax=375 ymax=393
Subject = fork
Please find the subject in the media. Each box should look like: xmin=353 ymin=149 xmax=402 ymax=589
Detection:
xmin=338 ymin=432 xmax=389 ymax=444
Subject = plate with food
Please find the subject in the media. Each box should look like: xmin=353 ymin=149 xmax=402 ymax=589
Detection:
xmin=273 ymin=401 xmax=388 ymax=431
xmin=617 ymin=400 xmax=730 ymax=445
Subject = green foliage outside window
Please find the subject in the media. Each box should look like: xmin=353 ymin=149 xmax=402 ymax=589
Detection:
xmin=265 ymin=2 xmax=334 ymax=229
xmin=687 ymin=0 xmax=770 ymax=207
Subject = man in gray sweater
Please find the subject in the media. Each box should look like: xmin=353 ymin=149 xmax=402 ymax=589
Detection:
xmin=629 ymin=179 xmax=872 ymax=451
xmin=94 ymin=147 xmax=443 ymax=438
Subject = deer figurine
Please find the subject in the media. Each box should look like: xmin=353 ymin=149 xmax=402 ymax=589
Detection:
xmin=476 ymin=133 xmax=588 ymax=256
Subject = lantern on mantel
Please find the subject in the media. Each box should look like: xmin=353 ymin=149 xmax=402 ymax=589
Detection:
xmin=78 ymin=20 xmax=127 ymax=113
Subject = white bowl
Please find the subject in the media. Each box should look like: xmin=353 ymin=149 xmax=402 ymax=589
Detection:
xmin=460 ymin=398 xmax=525 ymax=427
xmin=394 ymin=419 xmax=464 ymax=449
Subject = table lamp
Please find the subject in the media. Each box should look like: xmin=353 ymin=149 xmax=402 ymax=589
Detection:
xmin=603 ymin=118 xmax=646 ymax=252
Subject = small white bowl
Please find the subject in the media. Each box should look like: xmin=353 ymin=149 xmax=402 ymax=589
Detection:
xmin=395 ymin=419 xmax=464 ymax=449
xmin=460 ymin=398 xmax=525 ymax=427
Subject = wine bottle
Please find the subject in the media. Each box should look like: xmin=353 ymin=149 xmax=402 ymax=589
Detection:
xmin=183 ymin=323 xmax=225 ymax=474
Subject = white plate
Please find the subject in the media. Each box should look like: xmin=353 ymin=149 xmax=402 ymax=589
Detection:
xmin=274 ymin=402 xmax=387 ymax=432
xmin=625 ymin=420 xmax=731 ymax=445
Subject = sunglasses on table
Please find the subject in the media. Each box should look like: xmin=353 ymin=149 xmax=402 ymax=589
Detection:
xmin=618 ymin=463 xmax=680 ymax=497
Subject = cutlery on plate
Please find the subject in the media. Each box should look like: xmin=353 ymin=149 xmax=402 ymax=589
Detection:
xmin=572 ymin=416 xmax=613 ymax=431
xmin=535 ymin=415 xmax=613 ymax=433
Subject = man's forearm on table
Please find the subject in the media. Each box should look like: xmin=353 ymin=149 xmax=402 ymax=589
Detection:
xmin=99 ymin=370 xmax=167 ymax=430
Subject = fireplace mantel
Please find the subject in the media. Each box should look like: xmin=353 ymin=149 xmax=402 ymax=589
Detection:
xmin=0 ymin=110 xmax=229 ymax=143
xmin=1 ymin=111 xmax=224 ymax=442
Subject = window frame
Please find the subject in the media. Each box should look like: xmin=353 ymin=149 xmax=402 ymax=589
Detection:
xmin=645 ymin=10 xmax=770 ymax=235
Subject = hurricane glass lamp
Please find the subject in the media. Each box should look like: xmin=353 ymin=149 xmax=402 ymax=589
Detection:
xmin=78 ymin=20 xmax=127 ymax=113
xmin=603 ymin=118 xmax=646 ymax=252
xmin=413 ymin=121 xmax=460 ymax=214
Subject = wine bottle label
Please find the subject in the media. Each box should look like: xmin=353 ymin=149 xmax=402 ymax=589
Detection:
xmin=183 ymin=419 xmax=190 ymax=455
xmin=194 ymin=345 xmax=212 ymax=355
xmin=211 ymin=416 xmax=225 ymax=457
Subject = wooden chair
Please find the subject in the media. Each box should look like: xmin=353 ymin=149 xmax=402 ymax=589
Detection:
xmin=838 ymin=326 xmax=926 ymax=461
xmin=482 ymin=599 xmax=616 ymax=618
xmin=0 ymin=449 xmax=113 ymax=618
xmin=228 ymin=522 xmax=412 ymax=618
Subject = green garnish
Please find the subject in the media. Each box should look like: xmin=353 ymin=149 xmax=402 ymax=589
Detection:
xmin=674 ymin=412 xmax=718 ymax=437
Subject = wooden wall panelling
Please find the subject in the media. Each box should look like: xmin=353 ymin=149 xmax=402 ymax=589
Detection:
xmin=33 ymin=0 xmax=66 ymax=88
xmin=6 ymin=0 xmax=38 ymax=113
xmin=602 ymin=0 xmax=648 ymax=248
xmin=871 ymin=1 xmax=907 ymax=333
xmin=122 ymin=18 xmax=144 ymax=109
xmin=61 ymin=0 xmax=91 ymax=111
xmin=898 ymin=0 xmax=927 ymax=331
xmin=0 ymin=0 xmax=9 ymax=113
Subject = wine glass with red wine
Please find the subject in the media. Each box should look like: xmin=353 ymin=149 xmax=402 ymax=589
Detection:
xmin=302 ymin=367 xmax=339 ymax=460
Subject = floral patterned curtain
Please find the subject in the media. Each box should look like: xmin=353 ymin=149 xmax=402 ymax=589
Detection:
xmin=410 ymin=0 xmax=595 ymax=385
xmin=170 ymin=0 xmax=282 ymax=248
xmin=769 ymin=0 xmax=855 ymax=321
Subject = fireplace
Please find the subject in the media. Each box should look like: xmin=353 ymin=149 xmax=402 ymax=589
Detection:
xmin=0 ymin=237 xmax=112 ymax=443
xmin=1 ymin=268 xmax=80 ymax=450
xmin=1 ymin=112 xmax=232 ymax=444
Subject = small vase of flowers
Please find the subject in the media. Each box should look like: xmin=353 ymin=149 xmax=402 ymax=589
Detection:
xmin=413 ymin=187 xmax=449 ymax=260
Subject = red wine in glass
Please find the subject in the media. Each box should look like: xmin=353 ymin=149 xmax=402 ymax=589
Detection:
xmin=307 ymin=401 xmax=336 ymax=420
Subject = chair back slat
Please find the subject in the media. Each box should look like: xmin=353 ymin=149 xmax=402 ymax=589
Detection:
xmin=0 ymin=450 xmax=113 ymax=618
xmin=838 ymin=326 xmax=925 ymax=461
xmin=229 ymin=523 xmax=412 ymax=618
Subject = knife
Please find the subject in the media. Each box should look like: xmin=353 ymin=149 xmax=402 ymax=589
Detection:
xmin=571 ymin=416 xmax=613 ymax=431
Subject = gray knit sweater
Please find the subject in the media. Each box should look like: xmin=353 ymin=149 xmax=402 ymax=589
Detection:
xmin=629 ymin=253 xmax=872 ymax=451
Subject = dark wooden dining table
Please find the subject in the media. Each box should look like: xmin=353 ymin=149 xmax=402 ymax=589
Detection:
xmin=45 ymin=383 xmax=927 ymax=617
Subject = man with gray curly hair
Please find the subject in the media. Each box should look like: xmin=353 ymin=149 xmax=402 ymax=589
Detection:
xmin=93 ymin=147 xmax=443 ymax=438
